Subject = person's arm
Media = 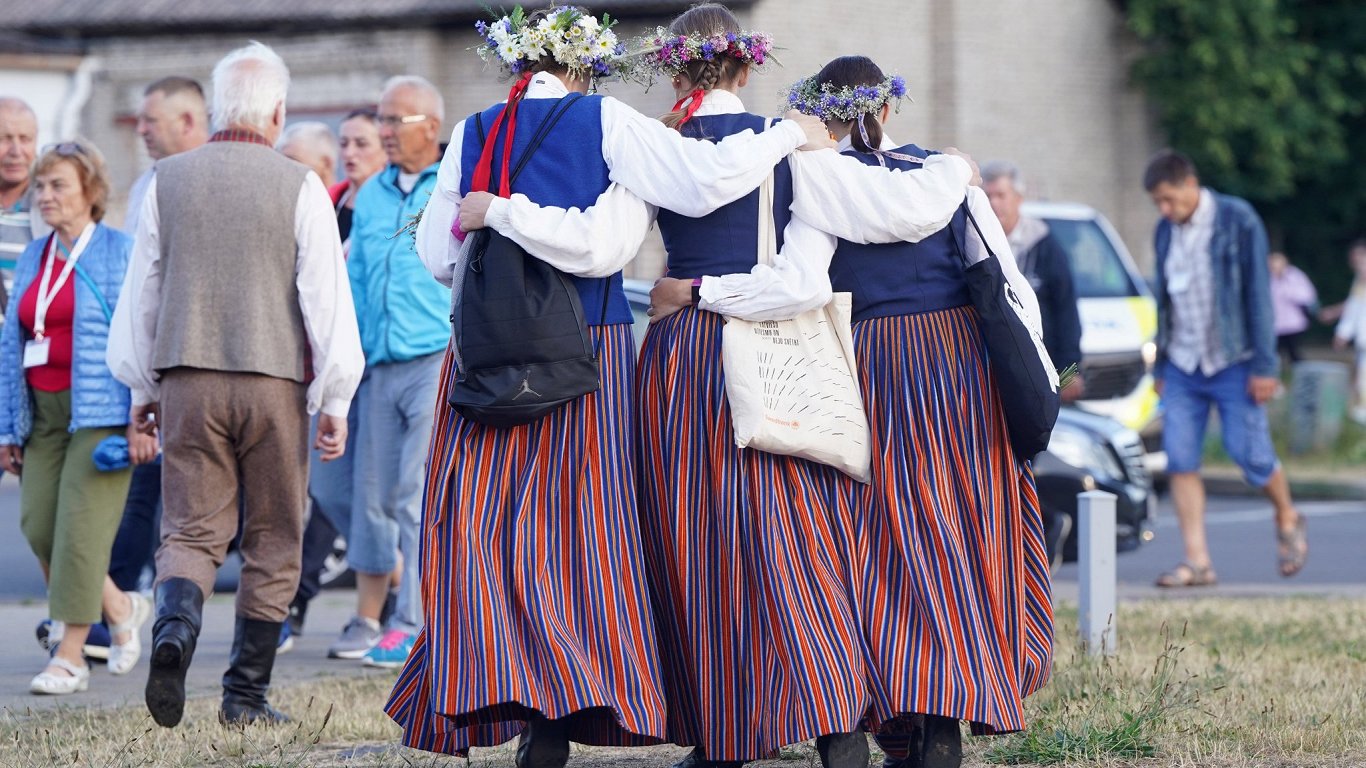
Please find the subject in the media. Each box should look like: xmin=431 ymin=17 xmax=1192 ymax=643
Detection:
xmin=470 ymin=183 xmax=658 ymax=278
xmin=1242 ymin=208 xmax=1278 ymax=380
xmin=416 ymin=120 xmax=467 ymax=286
xmin=692 ymin=215 xmax=837 ymax=321
xmin=788 ymin=151 xmax=972 ymax=244
xmin=106 ymin=176 xmax=165 ymax=410
xmin=294 ymin=173 xmax=364 ymax=420
xmin=0 ymin=244 xmax=33 ymax=446
xmin=1334 ymin=296 xmax=1361 ymax=343
xmin=1285 ymin=266 xmax=1319 ymax=308
xmin=599 ymin=99 xmax=822 ymax=218
xmin=1043 ymin=236 xmax=1083 ymax=370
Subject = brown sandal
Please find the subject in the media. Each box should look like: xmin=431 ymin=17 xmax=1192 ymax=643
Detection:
xmin=1277 ymin=514 xmax=1308 ymax=578
xmin=1155 ymin=562 xmax=1218 ymax=588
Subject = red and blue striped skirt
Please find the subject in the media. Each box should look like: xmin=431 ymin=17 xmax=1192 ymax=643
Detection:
xmin=385 ymin=324 xmax=668 ymax=756
xmin=850 ymin=306 xmax=1053 ymax=739
xmin=636 ymin=307 xmax=869 ymax=762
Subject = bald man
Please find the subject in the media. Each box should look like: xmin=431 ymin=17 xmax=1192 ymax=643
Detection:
xmin=0 ymin=97 xmax=50 ymax=313
xmin=279 ymin=122 xmax=339 ymax=187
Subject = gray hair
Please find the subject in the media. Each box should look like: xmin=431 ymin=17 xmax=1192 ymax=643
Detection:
xmin=981 ymin=160 xmax=1027 ymax=195
xmin=381 ymin=75 xmax=444 ymax=123
xmin=278 ymin=121 xmax=338 ymax=157
xmin=0 ymin=96 xmax=37 ymax=120
xmin=211 ymin=42 xmax=290 ymax=133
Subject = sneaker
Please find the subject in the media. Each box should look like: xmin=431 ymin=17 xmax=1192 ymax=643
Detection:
xmin=35 ymin=620 xmax=112 ymax=661
xmin=326 ymin=616 xmax=382 ymax=660
xmin=287 ymin=599 xmax=308 ymax=639
xmin=361 ymin=630 xmax=414 ymax=669
xmin=277 ymin=619 xmax=295 ymax=655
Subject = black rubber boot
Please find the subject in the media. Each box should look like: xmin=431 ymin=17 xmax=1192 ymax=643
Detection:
xmin=515 ymin=714 xmax=570 ymax=768
xmin=672 ymin=746 xmax=745 ymax=768
xmin=919 ymin=716 xmax=962 ymax=768
xmin=817 ymin=732 xmax=870 ymax=768
xmin=219 ymin=617 xmax=290 ymax=726
xmin=876 ymin=716 xmax=924 ymax=768
xmin=145 ymin=578 xmax=204 ymax=728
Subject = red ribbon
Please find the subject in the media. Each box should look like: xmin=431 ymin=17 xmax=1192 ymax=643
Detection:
xmin=671 ymin=88 xmax=706 ymax=128
xmin=470 ymin=72 xmax=534 ymax=197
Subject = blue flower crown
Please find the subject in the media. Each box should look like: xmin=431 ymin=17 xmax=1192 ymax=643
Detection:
xmin=784 ymin=73 xmax=908 ymax=122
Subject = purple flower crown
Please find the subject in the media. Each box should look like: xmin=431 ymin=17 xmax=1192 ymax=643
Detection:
xmin=629 ymin=27 xmax=775 ymax=82
xmin=784 ymin=73 xmax=908 ymax=122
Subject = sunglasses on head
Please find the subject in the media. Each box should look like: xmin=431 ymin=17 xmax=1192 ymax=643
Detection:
xmin=45 ymin=142 xmax=88 ymax=157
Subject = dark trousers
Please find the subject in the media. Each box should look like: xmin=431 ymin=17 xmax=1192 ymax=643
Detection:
xmin=1277 ymin=332 xmax=1306 ymax=365
xmin=109 ymin=463 xmax=163 ymax=592
xmin=294 ymin=508 xmax=338 ymax=606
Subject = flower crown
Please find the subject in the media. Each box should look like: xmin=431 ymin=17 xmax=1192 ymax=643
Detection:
xmin=630 ymin=26 xmax=775 ymax=82
xmin=784 ymin=74 xmax=908 ymax=122
xmin=474 ymin=6 xmax=627 ymax=79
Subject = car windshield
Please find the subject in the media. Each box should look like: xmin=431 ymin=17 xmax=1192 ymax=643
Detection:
xmin=1043 ymin=217 xmax=1141 ymax=298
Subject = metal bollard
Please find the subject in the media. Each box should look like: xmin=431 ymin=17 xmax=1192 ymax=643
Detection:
xmin=1078 ymin=490 xmax=1117 ymax=656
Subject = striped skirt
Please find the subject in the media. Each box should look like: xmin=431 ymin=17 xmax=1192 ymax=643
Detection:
xmin=851 ymin=306 xmax=1053 ymax=738
xmin=385 ymin=324 xmax=668 ymax=756
xmin=636 ymin=307 xmax=868 ymax=762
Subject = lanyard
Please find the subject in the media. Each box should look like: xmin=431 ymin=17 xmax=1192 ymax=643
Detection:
xmin=34 ymin=222 xmax=95 ymax=340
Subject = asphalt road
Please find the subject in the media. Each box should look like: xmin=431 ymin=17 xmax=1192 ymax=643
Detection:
xmin=0 ymin=471 xmax=1360 ymax=714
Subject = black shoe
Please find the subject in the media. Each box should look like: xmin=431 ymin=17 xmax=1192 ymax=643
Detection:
xmin=817 ymin=732 xmax=870 ymax=768
xmin=219 ymin=618 xmax=289 ymax=726
xmin=145 ymin=578 xmax=205 ymax=728
xmin=919 ymin=716 xmax=962 ymax=768
xmin=672 ymin=746 xmax=745 ymax=768
xmin=515 ymin=714 xmax=570 ymax=768
xmin=286 ymin=598 xmax=307 ymax=638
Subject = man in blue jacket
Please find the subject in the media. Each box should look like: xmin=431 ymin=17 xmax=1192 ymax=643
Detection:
xmin=327 ymin=76 xmax=447 ymax=667
xmin=1144 ymin=149 xmax=1306 ymax=588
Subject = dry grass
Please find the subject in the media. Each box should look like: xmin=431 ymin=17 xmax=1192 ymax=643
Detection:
xmin=1 ymin=597 xmax=1363 ymax=766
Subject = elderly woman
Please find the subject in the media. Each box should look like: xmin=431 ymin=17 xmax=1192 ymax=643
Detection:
xmin=0 ymin=140 xmax=154 ymax=694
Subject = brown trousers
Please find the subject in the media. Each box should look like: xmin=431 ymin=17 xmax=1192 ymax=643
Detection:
xmin=156 ymin=369 xmax=309 ymax=622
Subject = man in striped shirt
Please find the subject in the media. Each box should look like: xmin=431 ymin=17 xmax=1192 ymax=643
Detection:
xmin=0 ymin=97 xmax=49 ymax=313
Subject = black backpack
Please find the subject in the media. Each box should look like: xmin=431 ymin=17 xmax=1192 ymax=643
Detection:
xmin=448 ymin=93 xmax=609 ymax=428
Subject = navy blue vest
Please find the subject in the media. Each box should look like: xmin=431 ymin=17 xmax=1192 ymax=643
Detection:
xmin=829 ymin=144 xmax=970 ymax=322
xmin=459 ymin=95 xmax=631 ymax=325
xmin=657 ymin=113 xmax=794 ymax=279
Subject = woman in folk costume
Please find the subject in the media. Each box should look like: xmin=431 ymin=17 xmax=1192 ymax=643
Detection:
xmin=384 ymin=5 xmax=836 ymax=764
xmin=771 ymin=57 xmax=1054 ymax=768
xmin=459 ymin=8 xmax=976 ymax=768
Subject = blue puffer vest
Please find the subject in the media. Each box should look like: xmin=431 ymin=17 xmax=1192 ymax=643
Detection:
xmin=0 ymin=224 xmax=132 ymax=445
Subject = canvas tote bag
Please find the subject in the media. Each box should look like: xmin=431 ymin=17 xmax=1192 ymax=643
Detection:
xmin=720 ymin=174 xmax=872 ymax=483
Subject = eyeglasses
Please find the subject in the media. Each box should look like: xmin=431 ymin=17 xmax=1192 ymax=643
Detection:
xmin=45 ymin=142 xmax=88 ymax=157
xmin=376 ymin=114 xmax=430 ymax=128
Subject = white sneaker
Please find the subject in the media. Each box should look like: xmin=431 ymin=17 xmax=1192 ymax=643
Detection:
xmin=108 ymin=591 xmax=152 ymax=675
xmin=30 ymin=656 xmax=90 ymax=695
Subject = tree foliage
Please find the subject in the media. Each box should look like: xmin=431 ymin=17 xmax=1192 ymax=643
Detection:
xmin=1128 ymin=0 xmax=1366 ymax=302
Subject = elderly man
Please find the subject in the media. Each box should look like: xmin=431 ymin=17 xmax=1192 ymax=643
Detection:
xmin=278 ymin=121 xmax=339 ymax=187
xmin=107 ymin=42 xmax=363 ymax=727
xmin=982 ymin=161 xmax=1083 ymax=401
xmin=1144 ymin=149 xmax=1306 ymax=588
xmin=0 ymin=97 xmax=50 ymax=313
xmin=325 ymin=75 xmax=445 ymax=669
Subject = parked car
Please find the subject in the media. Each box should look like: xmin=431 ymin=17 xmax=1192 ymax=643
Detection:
xmin=621 ymin=278 xmax=1152 ymax=565
xmin=1022 ymin=201 xmax=1163 ymax=460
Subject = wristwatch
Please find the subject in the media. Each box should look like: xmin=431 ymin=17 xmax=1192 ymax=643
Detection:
xmin=691 ymin=277 xmax=703 ymax=305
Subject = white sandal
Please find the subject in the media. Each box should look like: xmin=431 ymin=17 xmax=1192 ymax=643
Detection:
xmin=108 ymin=591 xmax=151 ymax=676
xmin=30 ymin=656 xmax=90 ymax=695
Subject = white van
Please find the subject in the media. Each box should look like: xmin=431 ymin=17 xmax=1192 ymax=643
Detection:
xmin=1021 ymin=201 xmax=1161 ymax=446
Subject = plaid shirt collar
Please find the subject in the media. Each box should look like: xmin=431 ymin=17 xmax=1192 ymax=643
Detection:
xmin=209 ymin=128 xmax=272 ymax=147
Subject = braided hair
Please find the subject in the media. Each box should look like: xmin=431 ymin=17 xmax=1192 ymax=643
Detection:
xmin=660 ymin=4 xmax=747 ymax=130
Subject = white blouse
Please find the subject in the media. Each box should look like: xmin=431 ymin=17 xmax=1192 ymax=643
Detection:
xmin=416 ymin=73 xmax=808 ymax=287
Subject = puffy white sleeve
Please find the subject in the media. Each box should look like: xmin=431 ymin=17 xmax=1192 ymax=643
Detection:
xmin=698 ymin=215 xmax=837 ymax=321
xmin=416 ymin=120 xmax=467 ymax=286
xmin=482 ymin=183 xmax=657 ymax=278
xmin=789 ymin=151 xmax=972 ymax=244
xmin=106 ymin=176 xmax=164 ymax=407
xmin=294 ymin=173 xmax=364 ymax=418
xmin=599 ymin=97 xmax=805 ymax=217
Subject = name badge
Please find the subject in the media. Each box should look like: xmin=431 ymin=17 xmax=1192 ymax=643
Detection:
xmin=23 ymin=338 xmax=51 ymax=369
xmin=1167 ymin=269 xmax=1191 ymax=295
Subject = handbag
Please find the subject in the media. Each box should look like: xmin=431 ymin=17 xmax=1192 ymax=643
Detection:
xmin=720 ymin=174 xmax=872 ymax=483
xmin=448 ymin=93 xmax=610 ymax=428
xmin=947 ymin=206 xmax=1060 ymax=459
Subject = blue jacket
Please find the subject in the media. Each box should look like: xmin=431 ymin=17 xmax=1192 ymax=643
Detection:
xmin=1154 ymin=191 xmax=1276 ymax=379
xmin=0 ymin=225 xmax=132 ymax=445
xmin=348 ymin=162 xmax=451 ymax=365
